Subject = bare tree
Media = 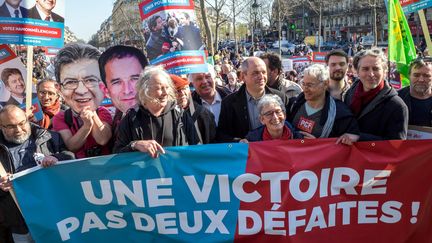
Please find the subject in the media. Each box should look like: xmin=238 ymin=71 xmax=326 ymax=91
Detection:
xmin=271 ymin=0 xmax=303 ymax=54
xmin=357 ymin=0 xmax=385 ymax=46
xmin=205 ymin=0 xmax=230 ymax=51
xmin=304 ymin=0 xmax=333 ymax=52
xmin=227 ymin=0 xmax=251 ymax=54
xmin=197 ymin=0 xmax=214 ymax=55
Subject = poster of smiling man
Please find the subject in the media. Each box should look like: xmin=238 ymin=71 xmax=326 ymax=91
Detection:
xmin=0 ymin=44 xmax=42 ymax=119
xmin=139 ymin=0 xmax=208 ymax=75
xmin=0 ymin=0 xmax=65 ymax=47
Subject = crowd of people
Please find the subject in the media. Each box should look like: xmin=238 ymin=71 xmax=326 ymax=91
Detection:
xmin=0 ymin=41 xmax=431 ymax=242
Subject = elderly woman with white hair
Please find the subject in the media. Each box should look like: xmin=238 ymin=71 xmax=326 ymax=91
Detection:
xmin=241 ymin=94 xmax=300 ymax=142
xmin=113 ymin=66 xmax=199 ymax=157
xmin=287 ymin=64 xmax=360 ymax=145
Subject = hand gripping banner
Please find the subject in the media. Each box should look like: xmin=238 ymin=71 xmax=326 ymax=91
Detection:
xmin=11 ymin=139 xmax=432 ymax=243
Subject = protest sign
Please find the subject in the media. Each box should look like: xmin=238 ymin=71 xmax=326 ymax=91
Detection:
xmin=281 ymin=59 xmax=293 ymax=73
xmin=0 ymin=44 xmax=41 ymax=118
xmin=12 ymin=139 xmax=432 ymax=243
xmin=311 ymin=52 xmax=328 ymax=63
xmin=400 ymin=0 xmax=432 ymax=14
xmin=0 ymin=0 xmax=65 ymax=48
xmin=407 ymin=125 xmax=432 ymax=139
xmin=139 ymin=0 xmax=208 ymax=75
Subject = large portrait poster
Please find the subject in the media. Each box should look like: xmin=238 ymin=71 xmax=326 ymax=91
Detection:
xmin=0 ymin=0 xmax=65 ymax=47
xmin=0 ymin=44 xmax=42 ymax=119
xmin=139 ymin=0 xmax=208 ymax=75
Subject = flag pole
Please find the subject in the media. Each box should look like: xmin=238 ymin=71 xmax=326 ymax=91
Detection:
xmin=25 ymin=46 xmax=34 ymax=115
xmin=417 ymin=9 xmax=432 ymax=55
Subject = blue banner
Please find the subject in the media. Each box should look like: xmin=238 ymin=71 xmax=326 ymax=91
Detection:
xmin=11 ymin=140 xmax=432 ymax=243
xmin=13 ymin=144 xmax=248 ymax=243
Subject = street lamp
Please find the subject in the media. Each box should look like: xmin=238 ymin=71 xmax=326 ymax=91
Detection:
xmin=252 ymin=0 xmax=259 ymax=53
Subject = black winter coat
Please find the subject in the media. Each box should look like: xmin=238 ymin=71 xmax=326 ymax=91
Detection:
xmin=344 ymin=80 xmax=408 ymax=141
xmin=113 ymin=102 xmax=200 ymax=153
xmin=0 ymin=124 xmax=74 ymax=234
xmin=287 ymin=92 xmax=360 ymax=137
xmin=217 ymin=84 xmax=290 ymax=142
xmin=398 ymin=86 xmax=432 ymax=126
xmin=185 ymin=102 xmax=216 ymax=144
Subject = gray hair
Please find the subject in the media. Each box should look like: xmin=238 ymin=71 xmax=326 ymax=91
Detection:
xmin=188 ymin=63 xmax=216 ymax=82
xmin=303 ymin=64 xmax=329 ymax=83
xmin=257 ymin=94 xmax=285 ymax=115
xmin=136 ymin=65 xmax=176 ymax=105
xmin=227 ymin=71 xmax=237 ymax=79
xmin=353 ymin=48 xmax=388 ymax=71
xmin=54 ymin=43 xmax=101 ymax=82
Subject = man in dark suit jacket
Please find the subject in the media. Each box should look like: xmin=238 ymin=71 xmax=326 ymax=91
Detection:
xmin=0 ymin=0 xmax=28 ymax=18
xmin=189 ymin=64 xmax=231 ymax=125
xmin=28 ymin=0 xmax=63 ymax=23
xmin=217 ymin=57 xmax=290 ymax=142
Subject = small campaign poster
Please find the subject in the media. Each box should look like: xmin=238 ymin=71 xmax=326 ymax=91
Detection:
xmin=139 ymin=0 xmax=208 ymax=75
xmin=312 ymin=52 xmax=328 ymax=63
xmin=0 ymin=0 xmax=65 ymax=47
xmin=0 ymin=44 xmax=40 ymax=119
xmin=290 ymin=56 xmax=311 ymax=75
xmin=400 ymin=0 xmax=432 ymax=14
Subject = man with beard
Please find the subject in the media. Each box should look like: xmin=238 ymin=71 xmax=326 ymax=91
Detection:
xmin=0 ymin=105 xmax=74 ymax=243
xmin=171 ymin=74 xmax=216 ymax=144
xmin=325 ymin=49 xmax=351 ymax=101
xmin=398 ymin=58 xmax=432 ymax=126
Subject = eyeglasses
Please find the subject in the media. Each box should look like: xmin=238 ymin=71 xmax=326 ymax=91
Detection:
xmin=300 ymin=81 xmax=322 ymax=89
xmin=2 ymin=119 xmax=28 ymax=130
xmin=261 ymin=109 xmax=284 ymax=119
xmin=61 ymin=77 xmax=100 ymax=90
xmin=38 ymin=90 xmax=58 ymax=97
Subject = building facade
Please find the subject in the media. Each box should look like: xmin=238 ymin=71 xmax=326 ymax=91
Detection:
xmin=271 ymin=0 xmax=431 ymax=44
xmin=64 ymin=26 xmax=78 ymax=44
xmin=111 ymin=0 xmax=145 ymax=49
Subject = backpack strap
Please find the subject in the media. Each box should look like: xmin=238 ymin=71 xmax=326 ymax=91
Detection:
xmin=64 ymin=108 xmax=74 ymax=130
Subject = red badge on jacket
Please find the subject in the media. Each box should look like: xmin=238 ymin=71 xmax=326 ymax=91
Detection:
xmin=297 ymin=116 xmax=315 ymax=133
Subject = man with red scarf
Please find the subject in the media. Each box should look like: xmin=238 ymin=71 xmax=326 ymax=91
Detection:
xmin=36 ymin=79 xmax=66 ymax=129
xmin=344 ymin=48 xmax=408 ymax=140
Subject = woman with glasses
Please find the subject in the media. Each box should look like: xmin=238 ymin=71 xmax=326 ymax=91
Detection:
xmin=287 ymin=64 xmax=360 ymax=145
xmin=113 ymin=66 xmax=200 ymax=158
xmin=52 ymin=43 xmax=112 ymax=158
xmin=240 ymin=94 xmax=300 ymax=142
xmin=344 ymin=48 xmax=408 ymax=140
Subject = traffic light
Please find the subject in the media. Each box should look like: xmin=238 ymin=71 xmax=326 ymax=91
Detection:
xmin=290 ymin=23 xmax=296 ymax=30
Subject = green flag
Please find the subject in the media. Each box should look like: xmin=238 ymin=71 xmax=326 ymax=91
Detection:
xmin=388 ymin=0 xmax=417 ymax=87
